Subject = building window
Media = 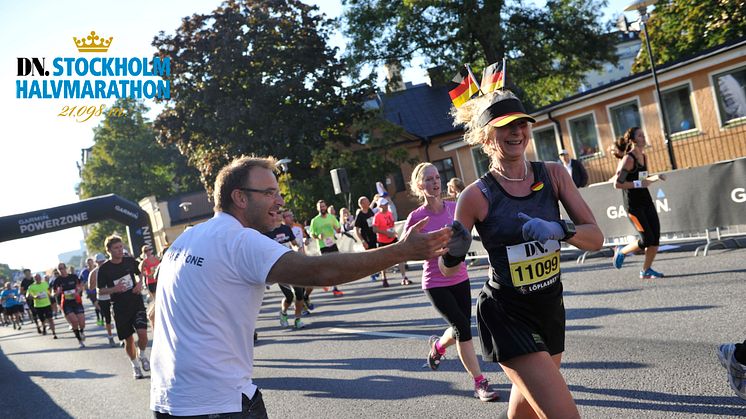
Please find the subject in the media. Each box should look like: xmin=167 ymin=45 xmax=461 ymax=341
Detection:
xmin=568 ymin=114 xmax=600 ymax=158
xmin=609 ymin=100 xmax=641 ymax=140
xmin=532 ymin=127 xmax=558 ymax=161
xmin=472 ymin=147 xmax=490 ymax=176
xmin=713 ymin=66 xmax=746 ymax=126
xmin=432 ymin=157 xmax=456 ymax=191
xmin=661 ymin=85 xmax=697 ymax=134
xmin=391 ymin=169 xmax=406 ymax=192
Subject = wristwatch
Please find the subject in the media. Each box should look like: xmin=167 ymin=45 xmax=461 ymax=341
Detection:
xmin=558 ymin=220 xmax=576 ymax=241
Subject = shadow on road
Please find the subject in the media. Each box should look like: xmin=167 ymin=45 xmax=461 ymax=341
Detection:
xmin=566 ymin=305 xmax=716 ymax=321
xmin=0 ymin=346 xmax=73 ymax=418
xmin=572 ymin=384 xmax=746 ymax=416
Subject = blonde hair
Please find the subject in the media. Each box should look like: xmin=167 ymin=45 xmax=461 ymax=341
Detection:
xmin=409 ymin=162 xmax=437 ymax=203
xmin=451 ymin=90 xmax=519 ymax=168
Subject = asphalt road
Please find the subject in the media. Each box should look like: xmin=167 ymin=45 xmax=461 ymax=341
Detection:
xmin=2 ymin=245 xmax=745 ymax=418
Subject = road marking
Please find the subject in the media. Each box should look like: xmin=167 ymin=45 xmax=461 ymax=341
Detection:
xmin=328 ymin=328 xmax=429 ymax=340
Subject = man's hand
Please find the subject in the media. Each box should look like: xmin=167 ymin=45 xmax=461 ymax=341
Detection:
xmin=446 ymin=220 xmax=472 ymax=258
xmin=517 ymin=212 xmax=564 ymax=244
xmin=132 ymin=281 xmax=143 ymax=294
xmin=113 ymin=282 xmax=127 ymax=294
xmin=398 ymin=217 xmax=451 ymax=260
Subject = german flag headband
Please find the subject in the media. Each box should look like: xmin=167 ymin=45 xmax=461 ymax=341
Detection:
xmin=477 ymin=97 xmax=536 ymax=128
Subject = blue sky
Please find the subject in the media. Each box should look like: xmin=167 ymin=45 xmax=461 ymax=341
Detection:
xmin=0 ymin=0 xmax=634 ymax=272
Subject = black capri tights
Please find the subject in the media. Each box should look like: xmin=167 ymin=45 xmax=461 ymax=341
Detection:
xmin=627 ymin=204 xmax=660 ymax=249
xmin=424 ymin=279 xmax=473 ymax=342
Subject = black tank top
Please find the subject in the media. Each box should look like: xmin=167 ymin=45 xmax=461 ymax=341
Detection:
xmin=621 ymin=152 xmax=653 ymax=209
xmin=475 ymin=162 xmax=562 ymax=294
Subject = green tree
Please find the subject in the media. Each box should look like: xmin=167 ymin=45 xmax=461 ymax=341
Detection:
xmin=78 ymin=98 xmax=202 ymax=253
xmin=152 ymin=0 xmax=376 ymax=198
xmin=342 ymin=0 xmax=618 ymax=109
xmin=632 ymin=0 xmax=746 ymax=72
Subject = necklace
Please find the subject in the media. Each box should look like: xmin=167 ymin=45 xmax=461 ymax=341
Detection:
xmin=494 ymin=160 xmax=528 ymax=182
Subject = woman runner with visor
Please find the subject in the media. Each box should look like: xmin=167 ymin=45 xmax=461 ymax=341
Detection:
xmin=440 ymin=90 xmax=603 ymax=418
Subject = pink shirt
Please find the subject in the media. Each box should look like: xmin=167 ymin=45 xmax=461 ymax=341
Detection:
xmin=404 ymin=201 xmax=468 ymax=290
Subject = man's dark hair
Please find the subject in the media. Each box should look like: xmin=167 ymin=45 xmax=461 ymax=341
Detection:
xmin=104 ymin=234 xmax=123 ymax=251
xmin=213 ymin=156 xmax=277 ymax=212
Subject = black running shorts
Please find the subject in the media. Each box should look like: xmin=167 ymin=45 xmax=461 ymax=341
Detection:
xmin=99 ymin=300 xmax=112 ymax=325
xmin=113 ymin=299 xmax=147 ymax=340
xmin=477 ymin=280 xmax=565 ymax=363
xmin=279 ymin=284 xmax=305 ymax=303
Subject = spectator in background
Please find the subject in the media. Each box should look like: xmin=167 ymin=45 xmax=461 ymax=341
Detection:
xmin=339 ymin=207 xmax=357 ymax=242
xmin=559 ymin=149 xmax=589 ymax=188
xmin=447 ymin=177 xmax=466 ymax=200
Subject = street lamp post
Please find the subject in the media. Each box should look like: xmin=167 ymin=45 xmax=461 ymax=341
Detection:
xmin=623 ymin=0 xmax=678 ymax=170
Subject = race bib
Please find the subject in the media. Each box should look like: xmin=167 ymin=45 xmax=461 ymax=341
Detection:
xmin=638 ymin=171 xmax=648 ymax=181
xmin=63 ymin=289 xmax=77 ymax=297
xmin=324 ymin=236 xmax=335 ymax=247
xmin=114 ymin=274 xmax=134 ymax=291
xmin=37 ymin=291 xmax=47 ymax=299
xmin=366 ymin=217 xmax=374 ymax=227
xmin=507 ymin=240 xmax=561 ymax=293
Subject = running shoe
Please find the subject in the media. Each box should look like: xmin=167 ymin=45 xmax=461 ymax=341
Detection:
xmin=294 ymin=318 xmax=304 ymax=329
xmin=79 ymin=341 xmax=86 ymax=349
xmin=370 ymin=273 xmax=379 ymax=281
xmin=132 ymin=364 xmax=143 ymax=379
xmin=79 ymin=330 xmax=86 ymax=341
xmin=717 ymin=343 xmax=746 ymax=400
xmin=97 ymin=320 xmax=104 ymax=326
xmin=332 ymin=290 xmax=344 ymax=297
xmin=42 ymin=328 xmax=47 ymax=335
xmin=474 ymin=378 xmax=499 ymax=402
xmin=427 ymin=336 xmax=443 ymax=370
xmin=640 ymin=268 xmax=664 ymax=279
xmin=304 ymin=300 xmax=315 ymax=311
xmin=140 ymin=357 xmax=151 ymax=372
xmin=613 ymin=246 xmax=625 ymax=269
xmin=109 ymin=337 xmax=117 ymax=347
xmin=53 ymin=334 xmax=58 ymax=339
xmin=36 ymin=326 xmax=42 ymax=334
xmin=401 ymin=277 xmax=412 ymax=285
xmin=382 ymin=279 xmax=390 ymax=288
xmin=280 ymin=311 xmax=289 ymax=327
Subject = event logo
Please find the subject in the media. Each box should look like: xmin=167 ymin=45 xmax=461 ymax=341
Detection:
xmin=15 ymin=30 xmax=171 ymax=122
xmin=606 ymin=188 xmax=671 ymax=219
xmin=732 ymin=187 xmax=746 ymax=203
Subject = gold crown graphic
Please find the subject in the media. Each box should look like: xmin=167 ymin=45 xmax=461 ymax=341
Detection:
xmin=73 ymin=31 xmax=113 ymax=53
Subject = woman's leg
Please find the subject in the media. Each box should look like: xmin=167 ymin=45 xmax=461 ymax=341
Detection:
xmin=501 ymin=352 xmax=578 ymax=419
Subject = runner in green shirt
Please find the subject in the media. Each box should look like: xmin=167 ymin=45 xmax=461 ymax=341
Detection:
xmin=308 ymin=199 xmax=344 ymax=297
xmin=26 ymin=275 xmax=57 ymax=338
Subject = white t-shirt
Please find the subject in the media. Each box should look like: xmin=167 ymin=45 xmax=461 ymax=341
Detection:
xmin=150 ymin=212 xmax=291 ymax=416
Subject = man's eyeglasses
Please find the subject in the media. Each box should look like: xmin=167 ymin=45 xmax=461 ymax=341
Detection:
xmin=238 ymin=187 xmax=282 ymax=199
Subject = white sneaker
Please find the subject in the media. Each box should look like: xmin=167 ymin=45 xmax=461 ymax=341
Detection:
xmin=474 ymin=378 xmax=499 ymax=402
xmin=79 ymin=330 xmax=85 ymax=341
xmin=140 ymin=357 xmax=150 ymax=372
xmin=132 ymin=364 xmax=143 ymax=379
xmin=294 ymin=318 xmax=304 ymax=329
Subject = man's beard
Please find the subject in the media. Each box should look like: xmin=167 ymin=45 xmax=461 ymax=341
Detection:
xmin=320 ymin=209 xmax=327 ymax=215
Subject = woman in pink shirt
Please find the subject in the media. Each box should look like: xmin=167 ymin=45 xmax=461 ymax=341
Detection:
xmin=403 ymin=162 xmax=498 ymax=402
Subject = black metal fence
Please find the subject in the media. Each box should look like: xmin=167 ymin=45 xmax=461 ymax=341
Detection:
xmin=582 ymin=122 xmax=746 ymax=184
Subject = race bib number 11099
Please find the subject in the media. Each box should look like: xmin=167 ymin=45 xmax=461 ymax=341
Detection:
xmin=507 ymin=240 xmax=561 ymax=291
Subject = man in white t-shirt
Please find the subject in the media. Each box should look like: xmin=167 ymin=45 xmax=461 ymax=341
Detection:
xmin=150 ymin=156 xmax=452 ymax=418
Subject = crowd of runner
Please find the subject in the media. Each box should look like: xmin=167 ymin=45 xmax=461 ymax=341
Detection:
xmin=2 ymin=93 xmax=744 ymax=416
